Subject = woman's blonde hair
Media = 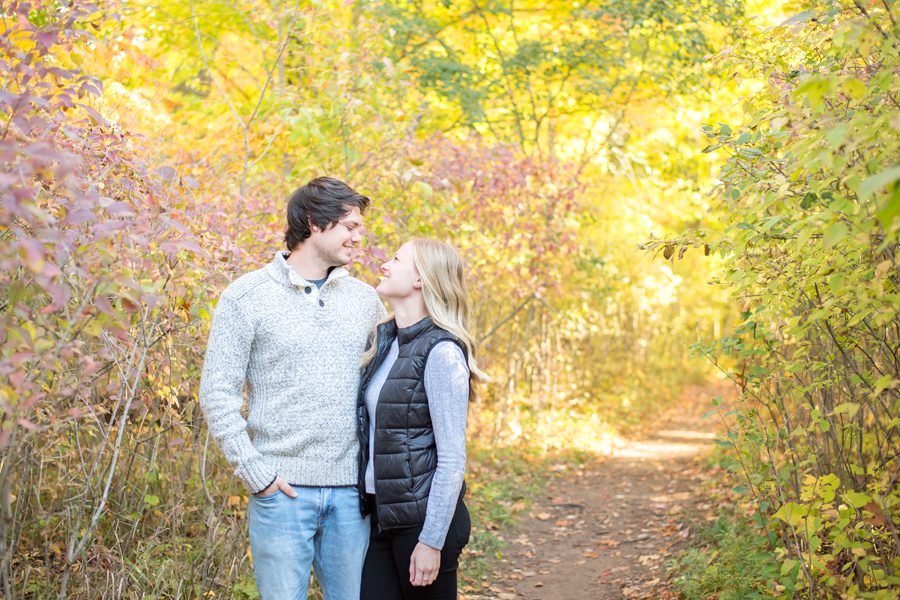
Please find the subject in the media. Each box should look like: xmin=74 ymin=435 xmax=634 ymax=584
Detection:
xmin=362 ymin=238 xmax=489 ymax=388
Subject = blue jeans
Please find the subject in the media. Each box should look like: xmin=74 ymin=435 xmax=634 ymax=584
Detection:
xmin=248 ymin=486 xmax=369 ymax=600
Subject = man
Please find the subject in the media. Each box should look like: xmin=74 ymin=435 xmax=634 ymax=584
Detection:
xmin=199 ymin=177 xmax=386 ymax=599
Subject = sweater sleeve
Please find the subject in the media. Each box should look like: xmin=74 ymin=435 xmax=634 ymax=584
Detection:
xmin=199 ymin=294 xmax=276 ymax=494
xmin=374 ymin=294 xmax=388 ymax=323
xmin=419 ymin=341 xmax=469 ymax=549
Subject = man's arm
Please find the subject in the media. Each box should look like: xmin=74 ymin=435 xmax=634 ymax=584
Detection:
xmin=199 ymin=294 xmax=276 ymax=494
xmin=374 ymin=294 xmax=388 ymax=323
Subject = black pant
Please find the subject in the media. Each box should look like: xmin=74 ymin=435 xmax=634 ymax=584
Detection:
xmin=360 ymin=496 xmax=471 ymax=600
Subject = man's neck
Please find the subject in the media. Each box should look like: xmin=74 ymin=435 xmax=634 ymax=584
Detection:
xmin=285 ymin=245 xmax=333 ymax=281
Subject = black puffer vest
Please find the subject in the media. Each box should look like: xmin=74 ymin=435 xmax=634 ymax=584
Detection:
xmin=357 ymin=317 xmax=467 ymax=529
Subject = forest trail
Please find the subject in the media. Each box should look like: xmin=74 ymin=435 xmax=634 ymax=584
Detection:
xmin=468 ymin=381 xmax=735 ymax=600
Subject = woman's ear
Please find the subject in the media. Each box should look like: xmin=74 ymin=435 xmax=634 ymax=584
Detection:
xmin=413 ymin=278 xmax=423 ymax=289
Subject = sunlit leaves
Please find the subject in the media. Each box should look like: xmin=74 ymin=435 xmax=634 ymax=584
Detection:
xmin=687 ymin=0 xmax=900 ymax=595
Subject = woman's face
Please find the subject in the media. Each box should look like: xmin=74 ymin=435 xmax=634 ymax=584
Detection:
xmin=376 ymin=242 xmax=420 ymax=300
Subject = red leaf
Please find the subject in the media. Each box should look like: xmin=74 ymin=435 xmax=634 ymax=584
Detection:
xmin=16 ymin=418 xmax=40 ymax=431
xmin=75 ymin=103 xmax=108 ymax=126
xmin=9 ymin=370 xmax=26 ymax=389
xmin=19 ymin=237 xmax=45 ymax=272
xmin=95 ymin=295 xmax=112 ymax=314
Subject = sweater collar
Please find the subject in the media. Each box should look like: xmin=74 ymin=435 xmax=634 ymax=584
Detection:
xmin=266 ymin=251 xmax=349 ymax=289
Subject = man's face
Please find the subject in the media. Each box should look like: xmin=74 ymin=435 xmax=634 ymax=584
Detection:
xmin=309 ymin=206 xmax=363 ymax=267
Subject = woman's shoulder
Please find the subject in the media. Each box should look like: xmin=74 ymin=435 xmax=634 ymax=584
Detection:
xmin=427 ymin=339 xmax=468 ymax=369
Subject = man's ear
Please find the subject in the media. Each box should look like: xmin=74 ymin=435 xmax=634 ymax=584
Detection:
xmin=309 ymin=219 xmax=321 ymax=234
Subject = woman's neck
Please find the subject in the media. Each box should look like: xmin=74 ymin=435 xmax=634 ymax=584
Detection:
xmin=391 ymin=297 xmax=428 ymax=329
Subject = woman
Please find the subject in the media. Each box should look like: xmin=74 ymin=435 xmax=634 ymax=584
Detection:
xmin=358 ymin=238 xmax=488 ymax=599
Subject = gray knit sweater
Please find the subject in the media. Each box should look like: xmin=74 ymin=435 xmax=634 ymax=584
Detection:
xmin=199 ymin=251 xmax=386 ymax=493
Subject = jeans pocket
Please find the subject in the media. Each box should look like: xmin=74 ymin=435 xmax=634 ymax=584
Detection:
xmin=253 ymin=488 xmax=284 ymax=503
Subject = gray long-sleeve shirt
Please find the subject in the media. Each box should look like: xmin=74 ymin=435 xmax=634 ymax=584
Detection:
xmin=364 ymin=339 xmax=470 ymax=549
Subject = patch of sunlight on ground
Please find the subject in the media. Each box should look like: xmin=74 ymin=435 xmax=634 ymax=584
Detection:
xmin=612 ymin=436 xmax=711 ymax=460
xmin=650 ymin=491 xmax=693 ymax=503
xmin=656 ymin=429 xmax=717 ymax=441
xmin=530 ymin=410 xmax=627 ymax=456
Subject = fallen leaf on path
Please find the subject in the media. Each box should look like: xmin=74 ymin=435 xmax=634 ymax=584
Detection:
xmin=535 ymin=512 xmax=551 ymax=520
xmin=598 ymin=539 xmax=620 ymax=547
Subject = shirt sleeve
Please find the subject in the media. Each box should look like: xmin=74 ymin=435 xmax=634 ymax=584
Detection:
xmin=198 ymin=294 xmax=276 ymax=493
xmin=419 ymin=341 xmax=470 ymax=549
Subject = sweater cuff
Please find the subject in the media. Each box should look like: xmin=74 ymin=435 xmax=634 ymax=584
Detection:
xmin=418 ymin=529 xmax=446 ymax=551
xmin=240 ymin=457 xmax=277 ymax=494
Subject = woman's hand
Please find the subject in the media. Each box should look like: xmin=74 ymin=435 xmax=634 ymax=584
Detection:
xmin=409 ymin=542 xmax=441 ymax=586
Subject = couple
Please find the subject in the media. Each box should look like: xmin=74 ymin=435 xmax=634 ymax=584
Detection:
xmin=199 ymin=177 xmax=486 ymax=599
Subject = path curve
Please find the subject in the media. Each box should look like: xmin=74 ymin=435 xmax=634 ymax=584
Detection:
xmin=468 ymin=382 xmax=732 ymax=600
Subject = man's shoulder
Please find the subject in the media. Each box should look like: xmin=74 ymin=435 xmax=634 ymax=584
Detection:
xmin=220 ymin=265 xmax=274 ymax=303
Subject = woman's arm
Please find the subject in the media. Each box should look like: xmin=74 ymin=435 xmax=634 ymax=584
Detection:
xmin=418 ymin=341 xmax=470 ymax=549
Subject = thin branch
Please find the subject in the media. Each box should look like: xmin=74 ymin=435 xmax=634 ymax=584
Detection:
xmin=478 ymin=294 xmax=536 ymax=344
xmin=190 ymin=0 xmax=245 ymax=132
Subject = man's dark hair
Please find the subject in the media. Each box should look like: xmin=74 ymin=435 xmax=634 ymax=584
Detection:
xmin=284 ymin=177 xmax=371 ymax=250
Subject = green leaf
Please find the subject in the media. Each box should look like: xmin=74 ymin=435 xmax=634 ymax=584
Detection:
xmin=793 ymin=76 xmax=833 ymax=111
xmin=842 ymin=78 xmax=866 ymax=100
xmin=844 ymin=492 xmax=871 ymax=508
xmin=825 ymin=124 xmax=848 ymax=147
xmin=823 ymin=222 xmax=848 ymax=249
xmin=827 ymin=274 xmax=845 ymax=293
xmin=875 ymin=184 xmax=900 ymax=229
xmin=872 ymin=375 xmax=896 ymax=396
xmin=831 ymin=402 xmax=860 ymax=419
xmin=860 ymin=166 xmax=900 ymax=200
xmin=781 ymin=558 xmax=798 ymax=577
xmin=143 ymin=494 xmax=160 ymax=507
xmin=772 ymin=502 xmax=808 ymax=526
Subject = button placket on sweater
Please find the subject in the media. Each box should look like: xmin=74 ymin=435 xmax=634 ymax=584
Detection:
xmin=297 ymin=284 xmax=321 ymax=307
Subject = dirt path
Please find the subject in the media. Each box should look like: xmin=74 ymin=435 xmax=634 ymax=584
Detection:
xmin=468 ymin=383 xmax=732 ymax=600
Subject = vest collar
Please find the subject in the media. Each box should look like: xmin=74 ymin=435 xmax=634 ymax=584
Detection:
xmin=396 ymin=316 xmax=435 ymax=345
